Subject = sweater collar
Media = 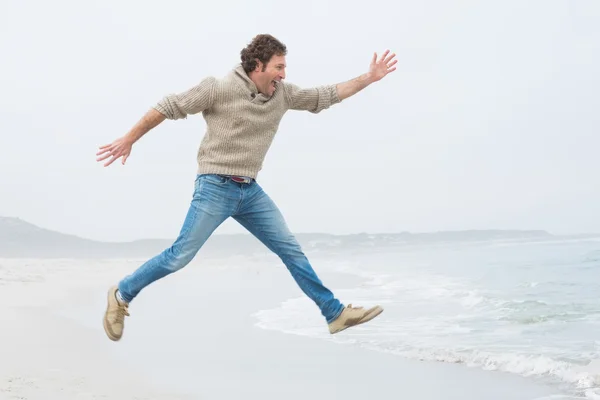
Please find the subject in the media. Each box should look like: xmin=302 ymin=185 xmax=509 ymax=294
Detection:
xmin=230 ymin=64 xmax=272 ymax=104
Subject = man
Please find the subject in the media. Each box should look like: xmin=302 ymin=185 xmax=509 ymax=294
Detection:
xmin=97 ymin=34 xmax=397 ymax=341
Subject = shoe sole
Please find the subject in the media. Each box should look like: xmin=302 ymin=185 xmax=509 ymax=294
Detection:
xmin=331 ymin=306 xmax=384 ymax=334
xmin=103 ymin=287 xmax=121 ymax=342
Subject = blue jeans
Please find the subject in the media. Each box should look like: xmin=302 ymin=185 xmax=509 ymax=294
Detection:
xmin=118 ymin=174 xmax=345 ymax=323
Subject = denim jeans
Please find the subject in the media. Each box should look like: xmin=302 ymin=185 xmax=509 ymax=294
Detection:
xmin=118 ymin=174 xmax=345 ymax=323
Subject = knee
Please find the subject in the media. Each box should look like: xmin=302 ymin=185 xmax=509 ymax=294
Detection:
xmin=275 ymin=236 xmax=306 ymax=261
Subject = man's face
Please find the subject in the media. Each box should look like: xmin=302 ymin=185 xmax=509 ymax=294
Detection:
xmin=251 ymin=54 xmax=286 ymax=97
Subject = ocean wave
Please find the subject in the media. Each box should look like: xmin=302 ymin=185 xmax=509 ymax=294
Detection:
xmin=327 ymin=260 xmax=599 ymax=330
xmin=252 ymin=297 xmax=600 ymax=398
xmin=256 ymin=243 xmax=600 ymax=398
xmin=385 ymin=348 xmax=600 ymax=392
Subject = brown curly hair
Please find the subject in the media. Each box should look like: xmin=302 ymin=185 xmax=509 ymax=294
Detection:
xmin=240 ymin=34 xmax=287 ymax=73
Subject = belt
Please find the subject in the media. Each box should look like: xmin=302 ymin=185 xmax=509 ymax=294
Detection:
xmin=218 ymin=175 xmax=253 ymax=184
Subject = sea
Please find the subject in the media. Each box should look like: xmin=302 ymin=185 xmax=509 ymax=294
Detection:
xmin=252 ymin=234 xmax=600 ymax=399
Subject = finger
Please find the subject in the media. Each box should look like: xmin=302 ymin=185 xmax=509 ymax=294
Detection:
xmin=387 ymin=59 xmax=398 ymax=68
xmin=371 ymin=52 xmax=377 ymax=65
xmin=104 ymin=155 xmax=119 ymax=167
xmin=378 ymin=50 xmax=390 ymax=63
xmin=96 ymin=152 xmax=112 ymax=162
xmin=384 ymin=52 xmax=396 ymax=64
xmin=97 ymin=149 xmax=120 ymax=162
xmin=122 ymin=154 xmax=128 ymax=165
xmin=97 ymin=143 xmax=116 ymax=152
xmin=96 ymin=147 xmax=113 ymax=156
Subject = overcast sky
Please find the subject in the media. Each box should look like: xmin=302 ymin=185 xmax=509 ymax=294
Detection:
xmin=1 ymin=0 xmax=599 ymax=242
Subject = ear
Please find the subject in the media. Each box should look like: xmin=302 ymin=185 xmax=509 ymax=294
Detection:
xmin=255 ymin=59 xmax=263 ymax=71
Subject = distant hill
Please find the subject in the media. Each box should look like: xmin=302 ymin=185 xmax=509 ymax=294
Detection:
xmin=0 ymin=216 xmax=336 ymax=258
xmin=0 ymin=217 xmax=256 ymax=258
xmin=0 ymin=216 xmax=595 ymax=258
xmin=0 ymin=216 xmax=160 ymax=258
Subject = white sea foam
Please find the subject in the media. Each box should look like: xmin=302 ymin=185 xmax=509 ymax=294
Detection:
xmin=254 ymin=300 xmax=600 ymax=398
xmin=253 ymin=240 xmax=600 ymax=398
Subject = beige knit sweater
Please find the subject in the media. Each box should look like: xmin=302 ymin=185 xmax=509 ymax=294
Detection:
xmin=153 ymin=64 xmax=341 ymax=179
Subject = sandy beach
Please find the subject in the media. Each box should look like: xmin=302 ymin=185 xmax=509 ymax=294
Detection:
xmin=0 ymin=255 xmax=562 ymax=400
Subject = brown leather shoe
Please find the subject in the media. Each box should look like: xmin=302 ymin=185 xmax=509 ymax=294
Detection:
xmin=328 ymin=304 xmax=383 ymax=334
xmin=103 ymin=286 xmax=129 ymax=341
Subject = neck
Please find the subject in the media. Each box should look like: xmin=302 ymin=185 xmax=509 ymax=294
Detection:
xmin=247 ymin=73 xmax=263 ymax=94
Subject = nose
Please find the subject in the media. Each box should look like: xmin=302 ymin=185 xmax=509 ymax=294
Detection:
xmin=280 ymin=69 xmax=286 ymax=80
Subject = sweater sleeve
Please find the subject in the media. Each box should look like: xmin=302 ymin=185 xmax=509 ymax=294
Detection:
xmin=153 ymin=77 xmax=217 ymax=120
xmin=282 ymin=82 xmax=341 ymax=113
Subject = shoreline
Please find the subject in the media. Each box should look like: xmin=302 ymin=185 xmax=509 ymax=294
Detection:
xmin=1 ymin=256 xmax=563 ymax=399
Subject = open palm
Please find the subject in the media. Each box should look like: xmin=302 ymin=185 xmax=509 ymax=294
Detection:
xmin=369 ymin=50 xmax=397 ymax=82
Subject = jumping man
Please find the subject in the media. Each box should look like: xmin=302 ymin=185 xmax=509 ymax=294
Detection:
xmin=97 ymin=34 xmax=397 ymax=341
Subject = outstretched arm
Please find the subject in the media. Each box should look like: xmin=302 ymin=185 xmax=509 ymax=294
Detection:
xmin=336 ymin=50 xmax=397 ymax=100
xmin=96 ymin=76 xmax=216 ymax=167
xmin=96 ymin=109 xmax=165 ymax=167
xmin=283 ymin=50 xmax=397 ymax=113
